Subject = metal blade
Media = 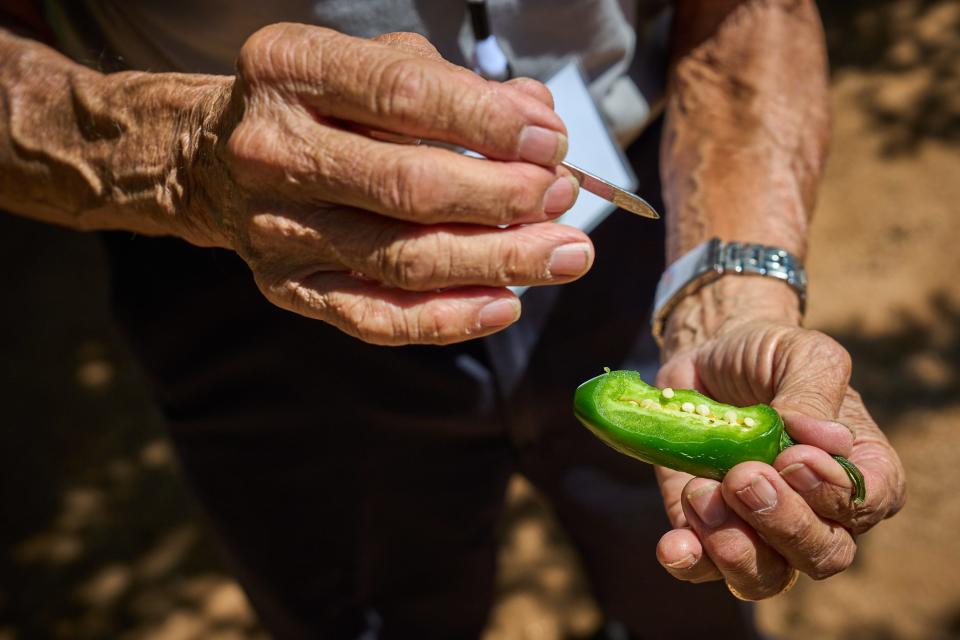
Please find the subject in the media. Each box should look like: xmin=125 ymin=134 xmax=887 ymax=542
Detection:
xmin=561 ymin=161 xmax=660 ymax=220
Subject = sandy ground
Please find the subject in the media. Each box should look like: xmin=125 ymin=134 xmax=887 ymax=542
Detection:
xmin=1 ymin=1 xmax=959 ymax=638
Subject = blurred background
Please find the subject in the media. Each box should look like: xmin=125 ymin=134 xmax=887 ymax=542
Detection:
xmin=1 ymin=0 xmax=959 ymax=638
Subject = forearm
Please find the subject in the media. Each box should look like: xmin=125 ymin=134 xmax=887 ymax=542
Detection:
xmin=0 ymin=28 xmax=232 ymax=245
xmin=659 ymin=0 xmax=830 ymax=352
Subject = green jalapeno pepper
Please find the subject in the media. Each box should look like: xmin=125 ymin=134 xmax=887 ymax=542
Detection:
xmin=574 ymin=369 xmax=865 ymax=504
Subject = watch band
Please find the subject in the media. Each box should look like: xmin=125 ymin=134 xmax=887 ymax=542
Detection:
xmin=651 ymin=238 xmax=807 ymax=347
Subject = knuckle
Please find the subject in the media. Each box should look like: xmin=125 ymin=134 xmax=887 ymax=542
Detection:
xmin=850 ymin=487 xmax=898 ymax=534
xmin=225 ymin=122 xmax=278 ymax=179
xmin=237 ymin=27 xmax=275 ymax=79
xmin=849 ymin=502 xmax=881 ymax=534
xmin=239 ymin=23 xmax=333 ymax=84
xmin=809 ymin=330 xmax=853 ymax=377
xmin=375 ymin=58 xmax=429 ymax=121
xmin=807 ymin=536 xmax=856 ymax=580
xmin=398 ymin=32 xmax=434 ymax=49
xmin=245 ymin=212 xmax=315 ymax=256
xmin=238 ymin=24 xmax=291 ymax=81
xmin=379 ymin=157 xmax=420 ymax=217
xmin=847 ymin=458 xmax=906 ymax=533
xmin=712 ymin=542 xmax=756 ymax=576
xmin=415 ymin=302 xmax=466 ymax=344
xmin=381 ymin=157 xmax=449 ymax=222
xmin=260 ymin=271 xmax=326 ymax=319
xmin=346 ymin=298 xmax=404 ymax=346
xmin=491 ymin=236 xmax=525 ymax=282
xmin=378 ymin=233 xmax=443 ymax=289
xmin=462 ymin=85 xmax=514 ymax=149
xmin=384 ymin=31 xmax=438 ymax=56
xmin=507 ymin=77 xmax=554 ymax=106
xmin=778 ymin=514 xmax=816 ymax=552
xmin=501 ymin=175 xmax=544 ymax=221
xmin=246 ymin=213 xmax=282 ymax=254
xmin=412 ymin=305 xmax=444 ymax=343
xmin=787 ymin=388 xmax=836 ymax=419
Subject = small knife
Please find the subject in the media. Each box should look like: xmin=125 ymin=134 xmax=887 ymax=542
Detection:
xmin=561 ymin=161 xmax=660 ymax=220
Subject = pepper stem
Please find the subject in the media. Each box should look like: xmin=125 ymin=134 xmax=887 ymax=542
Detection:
xmin=832 ymin=455 xmax=867 ymax=505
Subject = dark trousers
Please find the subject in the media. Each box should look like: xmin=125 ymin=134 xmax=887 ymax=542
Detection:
xmin=103 ymin=124 xmax=756 ymax=639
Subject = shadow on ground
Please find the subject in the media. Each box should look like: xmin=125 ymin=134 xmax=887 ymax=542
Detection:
xmin=829 ymin=291 xmax=960 ymax=426
xmin=820 ymin=0 xmax=960 ymax=155
xmin=0 ymin=217 xmax=264 ymax=639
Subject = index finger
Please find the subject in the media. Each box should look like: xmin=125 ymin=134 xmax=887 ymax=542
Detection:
xmin=779 ymin=410 xmax=854 ymax=457
xmin=776 ymin=392 xmax=906 ymax=534
xmin=721 ymin=462 xmax=858 ymax=581
xmin=240 ymin=24 xmax=567 ymax=165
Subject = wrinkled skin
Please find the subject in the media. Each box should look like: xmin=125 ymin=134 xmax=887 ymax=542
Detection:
xmin=0 ymin=24 xmax=592 ymax=346
xmin=651 ymin=0 xmax=907 ymax=600
xmin=203 ymin=26 xmax=596 ymax=345
xmin=0 ymin=2 xmax=907 ymax=604
xmin=654 ymin=304 xmax=906 ymax=600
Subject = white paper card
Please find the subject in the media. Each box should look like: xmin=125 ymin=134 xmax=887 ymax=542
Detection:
xmin=546 ymin=61 xmax=637 ymax=234
xmin=510 ymin=61 xmax=636 ymax=295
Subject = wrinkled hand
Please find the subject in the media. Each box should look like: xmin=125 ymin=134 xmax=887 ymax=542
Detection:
xmin=654 ymin=321 xmax=906 ymax=600
xmin=192 ymin=24 xmax=590 ymax=345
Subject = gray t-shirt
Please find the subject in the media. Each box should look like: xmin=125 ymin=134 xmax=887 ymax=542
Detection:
xmin=46 ymin=0 xmax=670 ymax=142
xmin=48 ymin=1 xmax=661 ymax=76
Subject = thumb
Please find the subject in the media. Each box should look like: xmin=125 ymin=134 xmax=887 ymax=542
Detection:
xmin=655 ymin=349 xmax=700 ymax=391
xmin=770 ymin=330 xmax=854 ymax=456
xmin=372 ymin=31 xmax=443 ymax=60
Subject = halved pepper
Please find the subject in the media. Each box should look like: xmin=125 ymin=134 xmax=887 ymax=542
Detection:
xmin=574 ymin=369 xmax=865 ymax=504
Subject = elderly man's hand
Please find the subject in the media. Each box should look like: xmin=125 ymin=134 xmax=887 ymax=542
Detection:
xmin=652 ymin=281 xmax=905 ymax=600
xmin=188 ymin=25 xmax=589 ymax=345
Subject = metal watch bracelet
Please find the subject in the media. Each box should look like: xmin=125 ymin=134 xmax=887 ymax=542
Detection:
xmin=651 ymin=238 xmax=807 ymax=347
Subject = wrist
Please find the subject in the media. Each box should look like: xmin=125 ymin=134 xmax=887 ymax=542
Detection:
xmin=92 ymin=70 xmax=237 ymax=247
xmin=168 ymin=73 xmax=240 ymax=249
xmin=660 ymin=276 xmax=803 ymax=359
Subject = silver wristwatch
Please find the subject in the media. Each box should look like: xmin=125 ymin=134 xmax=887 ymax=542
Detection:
xmin=651 ymin=238 xmax=807 ymax=346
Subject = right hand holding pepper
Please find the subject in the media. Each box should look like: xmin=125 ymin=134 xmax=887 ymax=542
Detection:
xmin=654 ymin=318 xmax=906 ymax=600
xmin=190 ymin=25 xmax=591 ymax=345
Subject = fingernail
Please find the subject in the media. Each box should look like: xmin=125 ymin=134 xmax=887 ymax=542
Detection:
xmin=479 ymin=299 xmax=520 ymax=328
xmin=780 ymin=462 xmax=822 ymax=493
xmin=817 ymin=418 xmax=855 ymax=440
xmin=542 ymin=175 xmax=579 ymax=214
xmin=832 ymin=420 xmax=855 ymax=438
xmin=665 ymin=554 xmax=698 ymax=570
xmin=548 ymin=242 xmax=591 ymax=277
xmin=687 ymin=482 xmax=727 ymax=527
xmin=519 ymin=126 xmax=567 ymax=165
xmin=737 ymin=475 xmax=779 ymax=512
xmin=781 ymin=411 xmax=854 ymax=445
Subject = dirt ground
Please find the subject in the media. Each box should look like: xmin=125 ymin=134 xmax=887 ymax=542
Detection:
xmin=1 ymin=1 xmax=959 ymax=638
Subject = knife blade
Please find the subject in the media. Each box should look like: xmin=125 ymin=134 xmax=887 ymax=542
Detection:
xmin=561 ymin=161 xmax=660 ymax=220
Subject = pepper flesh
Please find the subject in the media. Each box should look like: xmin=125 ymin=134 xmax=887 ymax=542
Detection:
xmin=574 ymin=370 xmax=865 ymax=504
